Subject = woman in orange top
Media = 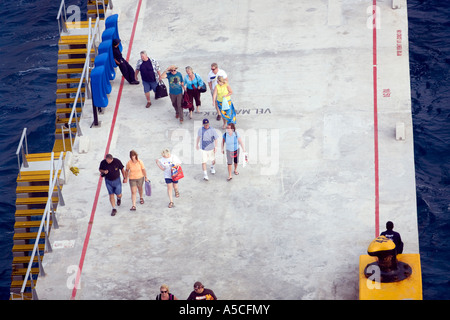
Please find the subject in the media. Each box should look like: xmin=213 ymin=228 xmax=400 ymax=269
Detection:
xmin=125 ymin=150 xmax=149 ymax=211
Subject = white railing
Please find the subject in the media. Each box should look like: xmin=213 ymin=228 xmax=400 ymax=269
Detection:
xmin=62 ymin=16 xmax=101 ymax=151
xmin=15 ymin=128 xmax=29 ymax=178
xmin=18 ymin=152 xmax=64 ymax=300
xmin=56 ymin=0 xmax=68 ymax=34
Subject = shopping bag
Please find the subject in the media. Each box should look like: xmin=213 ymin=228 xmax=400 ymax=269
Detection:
xmin=242 ymin=152 xmax=249 ymax=168
xmin=181 ymin=91 xmax=193 ymax=109
xmin=221 ymin=96 xmax=230 ymax=111
xmin=171 ymin=165 xmax=184 ymax=181
xmin=145 ymin=180 xmax=151 ymax=196
xmin=155 ymin=81 xmax=168 ymax=99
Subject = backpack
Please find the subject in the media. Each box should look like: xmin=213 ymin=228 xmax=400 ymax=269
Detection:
xmin=223 ymin=132 xmax=238 ymax=151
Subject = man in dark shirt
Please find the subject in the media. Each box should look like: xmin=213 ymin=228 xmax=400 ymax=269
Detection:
xmin=112 ymin=39 xmax=139 ymax=85
xmin=135 ymin=51 xmax=162 ymax=108
xmin=380 ymin=221 xmax=404 ymax=254
xmin=187 ymin=282 xmax=217 ymax=300
xmin=99 ymin=154 xmax=126 ymax=216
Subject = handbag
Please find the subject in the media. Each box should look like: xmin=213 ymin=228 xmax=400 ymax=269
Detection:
xmin=155 ymin=81 xmax=168 ymax=99
xmin=221 ymin=96 xmax=230 ymax=111
xmin=171 ymin=165 xmax=184 ymax=181
xmin=195 ymin=74 xmax=207 ymax=93
xmin=145 ymin=180 xmax=151 ymax=196
xmin=181 ymin=91 xmax=193 ymax=109
xmin=198 ymin=82 xmax=207 ymax=93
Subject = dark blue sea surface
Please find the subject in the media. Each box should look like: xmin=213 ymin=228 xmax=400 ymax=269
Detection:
xmin=0 ymin=0 xmax=85 ymax=300
xmin=408 ymin=0 xmax=450 ymax=299
xmin=0 ymin=0 xmax=449 ymax=300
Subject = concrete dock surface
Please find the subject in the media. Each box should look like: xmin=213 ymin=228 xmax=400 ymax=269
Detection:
xmin=36 ymin=0 xmax=419 ymax=300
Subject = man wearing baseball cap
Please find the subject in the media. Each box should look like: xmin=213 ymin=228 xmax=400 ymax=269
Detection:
xmin=187 ymin=281 xmax=217 ymax=300
xmin=196 ymin=119 xmax=219 ymax=181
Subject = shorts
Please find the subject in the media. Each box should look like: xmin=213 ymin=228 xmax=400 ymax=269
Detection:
xmin=226 ymin=149 xmax=240 ymax=165
xmin=142 ymin=80 xmax=158 ymax=93
xmin=129 ymin=176 xmax=144 ymax=188
xmin=165 ymin=178 xmax=179 ymax=184
xmin=201 ymin=149 xmax=215 ymax=163
xmin=105 ymin=177 xmax=122 ymax=195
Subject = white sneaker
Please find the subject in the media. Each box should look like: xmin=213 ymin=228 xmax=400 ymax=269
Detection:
xmin=210 ymin=166 xmax=216 ymax=174
xmin=203 ymin=175 xmax=209 ymax=181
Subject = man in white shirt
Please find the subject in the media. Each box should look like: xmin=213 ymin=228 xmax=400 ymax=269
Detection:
xmin=207 ymin=62 xmax=228 ymax=121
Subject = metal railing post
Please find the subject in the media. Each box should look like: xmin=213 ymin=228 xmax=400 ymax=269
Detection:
xmin=30 ymin=277 xmax=39 ymax=300
xmin=57 ymin=0 xmax=68 ymax=34
xmin=16 ymin=128 xmax=29 ymax=178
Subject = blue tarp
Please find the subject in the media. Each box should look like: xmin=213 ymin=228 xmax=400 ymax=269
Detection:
xmin=105 ymin=14 xmax=122 ymax=51
xmin=91 ymin=66 xmax=109 ymax=108
xmin=95 ymin=52 xmax=115 ymax=82
xmin=98 ymin=39 xmax=117 ymax=71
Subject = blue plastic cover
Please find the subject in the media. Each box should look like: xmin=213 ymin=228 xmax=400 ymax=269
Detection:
xmin=98 ymin=39 xmax=117 ymax=71
xmin=90 ymin=66 xmax=109 ymax=108
xmin=95 ymin=52 xmax=115 ymax=82
xmin=105 ymin=14 xmax=122 ymax=51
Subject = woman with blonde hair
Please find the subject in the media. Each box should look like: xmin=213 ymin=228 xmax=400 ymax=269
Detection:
xmin=155 ymin=149 xmax=182 ymax=208
xmin=212 ymin=76 xmax=236 ymax=129
xmin=184 ymin=66 xmax=205 ymax=115
xmin=125 ymin=150 xmax=149 ymax=211
xmin=155 ymin=284 xmax=178 ymax=300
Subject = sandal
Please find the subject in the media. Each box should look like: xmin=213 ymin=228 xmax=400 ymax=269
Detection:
xmin=168 ymin=202 xmax=174 ymax=208
xmin=140 ymin=198 xmax=144 ymax=204
xmin=175 ymin=190 xmax=180 ymax=198
xmin=234 ymin=171 xmax=239 ymax=175
xmin=130 ymin=206 xmax=136 ymax=211
xmin=227 ymin=177 xmax=233 ymax=181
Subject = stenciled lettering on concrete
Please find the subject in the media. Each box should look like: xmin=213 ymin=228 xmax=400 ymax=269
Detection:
xmin=185 ymin=108 xmax=272 ymax=117
xmin=397 ymin=29 xmax=403 ymax=56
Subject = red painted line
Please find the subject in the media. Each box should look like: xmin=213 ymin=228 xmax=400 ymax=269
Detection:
xmin=372 ymin=0 xmax=380 ymax=237
xmin=71 ymin=0 xmax=143 ymax=300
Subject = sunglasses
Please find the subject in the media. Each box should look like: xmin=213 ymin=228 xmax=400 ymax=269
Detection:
xmin=161 ymin=290 xmax=168 ymax=293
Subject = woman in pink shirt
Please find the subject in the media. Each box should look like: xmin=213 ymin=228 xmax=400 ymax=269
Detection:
xmin=125 ymin=150 xmax=149 ymax=211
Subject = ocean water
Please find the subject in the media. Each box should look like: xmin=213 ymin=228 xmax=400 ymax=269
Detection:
xmin=408 ymin=0 xmax=450 ymax=299
xmin=0 ymin=0 xmax=449 ymax=300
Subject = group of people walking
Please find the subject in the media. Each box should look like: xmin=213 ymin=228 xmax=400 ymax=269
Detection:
xmin=99 ymin=149 xmax=181 ymax=214
xmin=112 ymin=41 xmax=237 ymax=127
xmin=99 ymin=117 xmax=246 ymax=215
xmin=101 ymin=44 xmax=246 ymax=214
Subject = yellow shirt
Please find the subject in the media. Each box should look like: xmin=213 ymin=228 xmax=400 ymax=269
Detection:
xmin=216 ymin=83 xmax=229 ymax=102
xmin=126 ymin=159 xmax=145 ymax=180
